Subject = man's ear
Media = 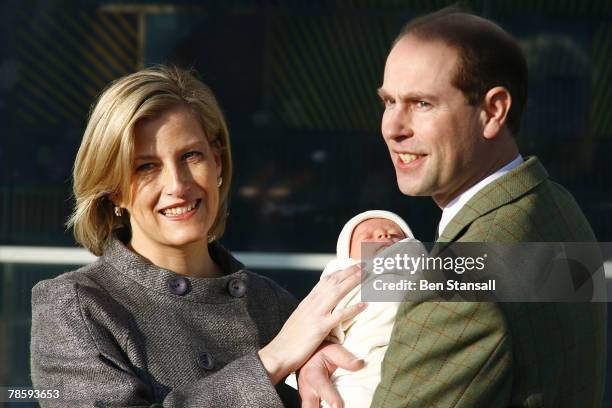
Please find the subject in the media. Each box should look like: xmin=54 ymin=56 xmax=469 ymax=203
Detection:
xmin=481 ymin=86 xmax=512 ymax=140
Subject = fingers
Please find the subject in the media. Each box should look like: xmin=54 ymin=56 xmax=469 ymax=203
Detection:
xmin=305 ymin=265 xmax=363 ymax=316
xmin=300 ymin=389 xmax=320 ymax=408
xmin=338 ymin=356 xmax=365 ymax=372
xmin=322 ymin=266 xmax=363 ymax=305
xmin=331 ymin=301 xmax=368 ymax=326
xmin=322 ymin=263 xmax=363 ymax=284
xmin=321 ymin=343 xmax=365 ymax=372
xmin=314 ymin=379 xmax=344 ymax=408
xmin=299 ymin=369 xmax=343 ymax=408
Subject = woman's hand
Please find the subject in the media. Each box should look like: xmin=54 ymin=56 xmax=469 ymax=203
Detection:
xmin=258 ymin=264 xmax=367 ymax=384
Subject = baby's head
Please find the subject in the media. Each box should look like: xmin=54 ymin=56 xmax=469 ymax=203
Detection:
xmin=349 ymin=218 xmax=406 ymax=259
xmin=335 ymin=210 xmax=414 ymax=260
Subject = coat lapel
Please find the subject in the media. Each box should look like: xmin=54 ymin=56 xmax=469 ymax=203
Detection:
xmin=436 ymin=156 xmax=549 ymax=247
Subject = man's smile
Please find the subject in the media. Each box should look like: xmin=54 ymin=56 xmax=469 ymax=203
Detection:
xmin=398 ymin=153 xmax=425 ymax=165
xmin=394 ymin=151 xmax=427 ymax=169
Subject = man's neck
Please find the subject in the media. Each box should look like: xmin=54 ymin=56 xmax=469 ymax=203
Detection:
xmin=434 ymin=145 xmax=519 ymax=209
xmin=435 ymin=153 xmax=524 ymax=239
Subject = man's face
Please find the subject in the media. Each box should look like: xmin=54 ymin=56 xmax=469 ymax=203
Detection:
xmin=379 ymin=36 xmax=486 ymax=207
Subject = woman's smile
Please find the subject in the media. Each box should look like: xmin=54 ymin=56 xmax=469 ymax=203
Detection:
xmin=159 ymin=198 xmax=201 ymax=220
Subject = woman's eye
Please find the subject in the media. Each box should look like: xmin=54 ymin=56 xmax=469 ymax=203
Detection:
xmin=135 ymin=163 xmax=155 ymax=173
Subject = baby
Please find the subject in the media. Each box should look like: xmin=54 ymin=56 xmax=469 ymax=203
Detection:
xmin=320 ymin=210 xmax=417 ymax=408
xmin=288 ymin=210 xmax=420 ymax=408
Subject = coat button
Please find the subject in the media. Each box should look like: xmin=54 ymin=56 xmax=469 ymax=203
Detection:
xmin=168 ymin=276 xmax=190 ymax=296
xmin=227 ymin=278 xmax=247 ymax=298
xmin=197 ymin=351 xmax=215 ymax=370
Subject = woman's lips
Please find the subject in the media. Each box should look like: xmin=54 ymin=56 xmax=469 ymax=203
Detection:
xmin=159 ymin=199 xmax=201 ymax=220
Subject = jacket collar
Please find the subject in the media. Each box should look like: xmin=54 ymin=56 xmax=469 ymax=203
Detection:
xmin=437 ymin=156 xmax=548 ymax=244
xmin=102 ymin=236 xmax=248 ymax=303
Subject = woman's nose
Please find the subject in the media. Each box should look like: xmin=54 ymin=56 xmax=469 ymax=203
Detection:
xmin=163 ymin=165 xmax=190 ymax=196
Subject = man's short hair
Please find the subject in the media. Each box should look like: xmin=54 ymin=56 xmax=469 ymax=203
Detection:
xmin=395 ymin=8 xmax=528 ymax=135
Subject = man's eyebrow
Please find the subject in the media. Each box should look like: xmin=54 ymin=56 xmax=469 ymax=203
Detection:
xmin=376 ymin=88 xmax=439 ymax=102
xmin=376 ymin=88 xmax=390 ymax=99
xmin=406 ymin=92 xmax=438 ymax=101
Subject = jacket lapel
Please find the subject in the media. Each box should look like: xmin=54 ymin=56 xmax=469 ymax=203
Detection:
xmin=436 ymin=156 xmax=549 ymax=247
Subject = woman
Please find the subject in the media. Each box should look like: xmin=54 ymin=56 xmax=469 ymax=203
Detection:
xmin=30 ymin=66 xmax=366 ymax=407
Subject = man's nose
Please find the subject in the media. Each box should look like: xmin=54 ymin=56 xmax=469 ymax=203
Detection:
xmin=383 ymin=106 xmax=413 ymax=142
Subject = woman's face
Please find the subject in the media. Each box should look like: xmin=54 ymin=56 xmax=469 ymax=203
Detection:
xmin=121 ymin=106 xmax=221 ymax=253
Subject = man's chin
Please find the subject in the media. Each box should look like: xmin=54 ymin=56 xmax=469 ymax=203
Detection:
xmin=395 ymin=171 xmax=426 ymax=196
xmin=396 ymin=181 xmax=428 ymax=197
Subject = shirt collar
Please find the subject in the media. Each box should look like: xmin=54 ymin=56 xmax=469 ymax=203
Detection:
xmin=438 ymin=154 xmax=524 ymax=238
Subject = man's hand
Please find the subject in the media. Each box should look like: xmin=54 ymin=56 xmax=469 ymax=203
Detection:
xmin=297 ymin=342 xmax=364 ymax=408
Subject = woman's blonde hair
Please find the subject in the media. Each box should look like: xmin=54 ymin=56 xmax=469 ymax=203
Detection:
xmin=67 ymin=65 xmax=233 ymax=256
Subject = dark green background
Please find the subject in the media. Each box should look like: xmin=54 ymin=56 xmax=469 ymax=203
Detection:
xmin=0 ymin=0 xmax=610 ymax=405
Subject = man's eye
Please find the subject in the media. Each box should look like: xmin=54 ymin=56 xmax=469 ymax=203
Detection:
xmin=182 ymin=151 xmax=203 ymax=161
xmin=380 ymin=98 xmax=394 ymax=108
xmin=416 ymin=100 xmax=431 ymax=109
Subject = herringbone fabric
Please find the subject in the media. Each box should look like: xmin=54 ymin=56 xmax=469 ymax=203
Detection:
xmin=30 ymin=238 xmax=298 ymax=407
xmin=371 ymin=156 xmax=607 ymax=407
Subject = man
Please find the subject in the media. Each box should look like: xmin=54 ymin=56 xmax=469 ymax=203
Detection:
xmin=299 ymin=9 xmax=607 ymax=408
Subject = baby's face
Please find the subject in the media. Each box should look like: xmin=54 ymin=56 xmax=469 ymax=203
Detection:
xmin=349 ymin=218 xmax=406 ymax=259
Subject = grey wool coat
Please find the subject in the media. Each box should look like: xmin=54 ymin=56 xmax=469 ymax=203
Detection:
xmin=30 ymin=237 xmax=299 ymax=407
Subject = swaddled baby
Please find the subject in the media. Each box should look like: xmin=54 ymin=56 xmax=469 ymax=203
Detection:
xmin=319 ymin=210 xmax=419 ymax=408
xmin=287 ymin=210 xmax=421 ymax=407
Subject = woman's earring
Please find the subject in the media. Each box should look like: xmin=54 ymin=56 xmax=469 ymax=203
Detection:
xmin=217 ymin=176 xmax=223 ymax=187
xmin=207 ymin=233 xmax=216 ymax=243
xmin=114 ymin=206 xmax=122 ymax=217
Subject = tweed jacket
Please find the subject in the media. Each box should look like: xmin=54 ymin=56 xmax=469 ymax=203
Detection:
xmin=30 ymin=237 xmax=298 ymax=407
xmin=372 ymin=156 xmax=607 ymax=407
